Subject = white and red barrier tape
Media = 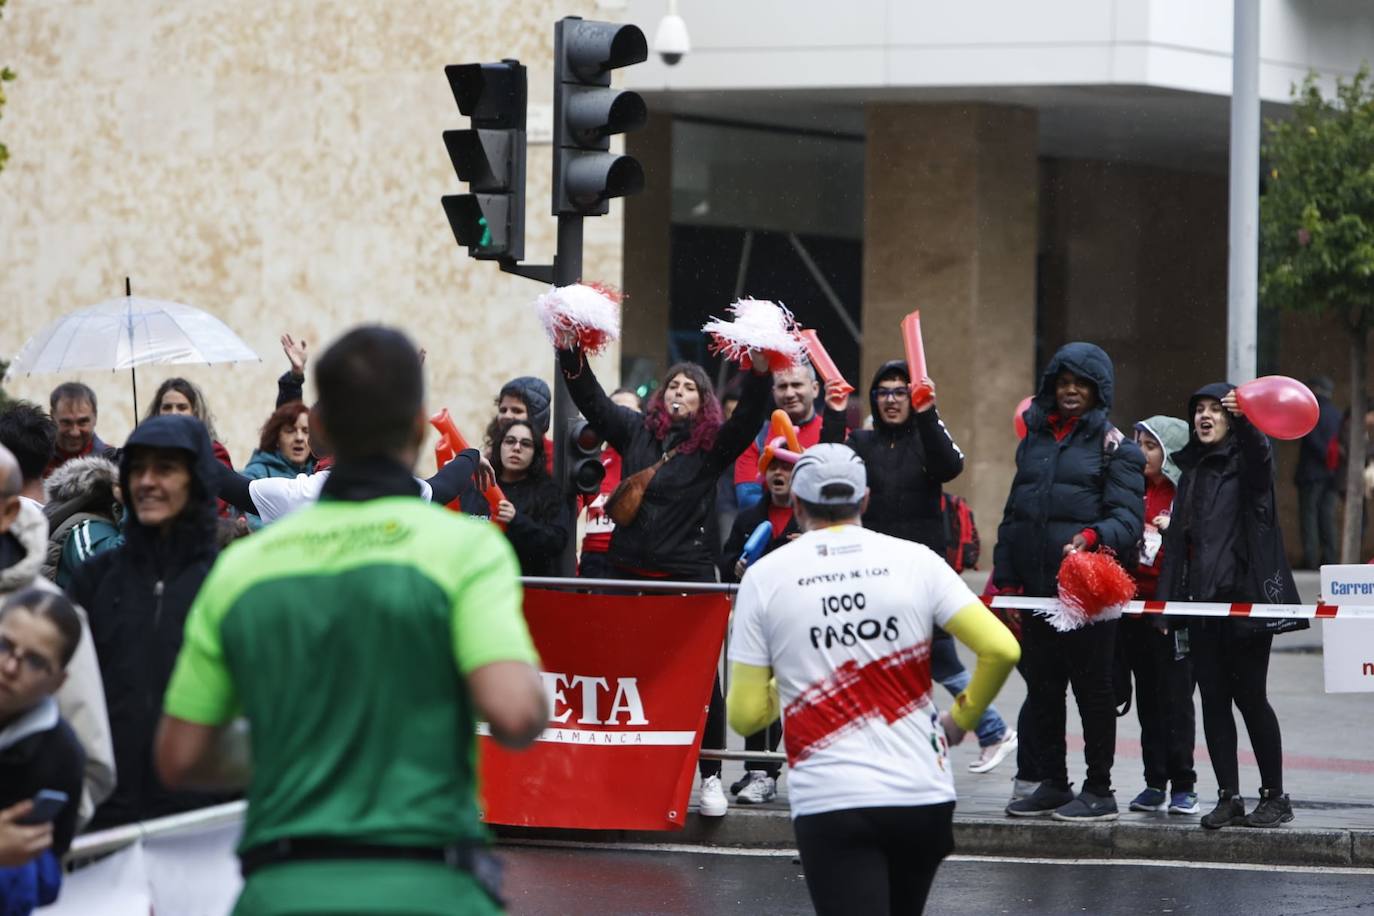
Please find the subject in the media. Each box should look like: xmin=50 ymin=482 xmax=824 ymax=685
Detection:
xmin=988 ymin=596 xmax=1374 ymax=620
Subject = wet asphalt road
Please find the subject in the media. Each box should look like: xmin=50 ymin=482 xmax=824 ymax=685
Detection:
xmin=499 ymin=844 xmax=1374 ymax=915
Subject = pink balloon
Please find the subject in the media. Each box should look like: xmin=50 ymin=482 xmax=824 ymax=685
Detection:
xmin=1234 ymin=376 xmax=1319 ymax=440
xmin=1013 ymin=395 xmax=1034 ymax=440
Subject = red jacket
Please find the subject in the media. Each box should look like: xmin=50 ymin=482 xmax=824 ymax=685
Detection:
xmin=1133 ymin=475 xmax=1176 ymax=600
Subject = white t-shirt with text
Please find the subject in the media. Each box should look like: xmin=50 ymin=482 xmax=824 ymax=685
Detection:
xmin=729 ymin=524 xmax=979 ymax=818
xmin=248 ymin=471 xmax=434 ymax=524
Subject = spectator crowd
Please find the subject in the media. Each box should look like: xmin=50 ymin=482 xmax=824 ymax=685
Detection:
xmin=0 ymin=323 xmax=1336 ymax=912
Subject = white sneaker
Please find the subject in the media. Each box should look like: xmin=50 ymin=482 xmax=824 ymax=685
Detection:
xmin=736 ymin=772 xmax=777 ymax=805
xmin=699 ymin=775 xmax=728 ymax=817
xmin=969 ymin=730 xmax=1018 ymax=774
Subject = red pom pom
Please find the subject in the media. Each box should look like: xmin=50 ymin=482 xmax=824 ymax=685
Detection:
xmin=1051 ymin=551 xmax=1136 ymax=630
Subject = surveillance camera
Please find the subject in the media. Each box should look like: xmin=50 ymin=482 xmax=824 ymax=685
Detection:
xmin=654 ymin=13 xmax=690 ymax=66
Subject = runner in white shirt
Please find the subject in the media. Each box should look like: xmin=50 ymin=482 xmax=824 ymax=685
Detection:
xmin=726 ymin=443 xmax=1020 ymax=916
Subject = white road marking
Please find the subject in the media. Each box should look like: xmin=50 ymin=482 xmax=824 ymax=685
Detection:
xmin=499 ymin=839 xmax=1374 ymax=875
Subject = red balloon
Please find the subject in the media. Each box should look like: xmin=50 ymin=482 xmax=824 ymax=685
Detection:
xmin=1013 ymin=395 xmax=1034 ymax=440
xmin=1234 ymin=376 xmax=1319 ymax=440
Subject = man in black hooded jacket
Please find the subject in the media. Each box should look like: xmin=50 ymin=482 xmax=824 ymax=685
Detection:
xmin=68 ymin=415 xmax=228 ymax=829
xmin=996 ymin=342 xmax=1144 ymax=822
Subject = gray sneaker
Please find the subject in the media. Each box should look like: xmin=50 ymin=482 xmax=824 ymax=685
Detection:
xmin=1051 ymin=789 xmax=1119 ymax=822
xmin=1006 ymin=782 xmax=1076 ymax=817
xmin=1200 ymin=792 xmax=1246 ymax=829
xmin=736 ymin=772 xmax=777 ymax=805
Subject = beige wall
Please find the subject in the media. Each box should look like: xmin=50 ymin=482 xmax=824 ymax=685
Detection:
xmin=0 ymin=0 xmax=624 ymax=471
xmin=863 ymin=103 xmax=1040 ymax=559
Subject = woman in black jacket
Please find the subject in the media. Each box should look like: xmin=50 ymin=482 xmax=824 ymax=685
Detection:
xmin=486 ymin=419 xmax=570 ymax=577
xmin=1157 ymin=383 xmax=1304 ymax=829
xmin=558 ymin=343 xmax=772 ymax=817
xmin=67 ymin=415 xmax=226 ymax=829
xmin=996 ymin=342 xmax=1145 ymax=822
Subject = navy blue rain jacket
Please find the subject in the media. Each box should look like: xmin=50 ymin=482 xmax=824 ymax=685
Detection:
xmin=992 ymin=342 xmax=1146 ymax=597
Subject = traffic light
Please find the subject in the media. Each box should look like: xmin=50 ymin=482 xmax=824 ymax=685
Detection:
xmin=567 ymin=418 xmax=607 ymax=496
xmin=442 ymin=60 xmax=527 ymax=261
xmin=553 ymin=17 xmax=648 ymax=216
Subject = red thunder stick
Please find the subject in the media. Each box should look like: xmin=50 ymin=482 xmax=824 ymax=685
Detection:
xmin=429 ymin=408 xmax=507 ymax=525
xmin=799 ymin=329 xmax=854 ymax=398
xmin=900 ymin=311 xmax=936 ymax=409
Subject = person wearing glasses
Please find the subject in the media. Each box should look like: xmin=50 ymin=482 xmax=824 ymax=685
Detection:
xmin=462 ymin=418 xmax=570 ymax=577
xmin=0 ymin=587 xmax=88 ymax=913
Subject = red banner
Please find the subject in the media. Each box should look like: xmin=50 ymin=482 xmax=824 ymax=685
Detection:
xmin=478 ymin=588 xmax=731 ymax=831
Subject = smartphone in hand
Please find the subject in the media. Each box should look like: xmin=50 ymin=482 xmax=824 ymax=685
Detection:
xmin=16 ymin=790 xmax=69 ymax=825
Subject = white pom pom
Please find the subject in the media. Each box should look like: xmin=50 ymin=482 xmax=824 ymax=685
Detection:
xmin=701 ymin=299 xmax=807 ymax=369
xmin=534 ymin=283 xmax=622 ymax=354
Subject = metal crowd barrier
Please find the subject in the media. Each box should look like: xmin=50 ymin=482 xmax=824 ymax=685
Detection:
xmin=521 ymin=576 xmax=787 ymax=764
xmin=67 ymin=575 xmax=782 ymax=870
xmin=66 ymin=800 xmax=246 ymax=866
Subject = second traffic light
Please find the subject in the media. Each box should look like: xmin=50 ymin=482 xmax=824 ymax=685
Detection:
xmin=442 ymin=60 xmax=527 ymax=261
xmin=553 ymin=17 xmax=648 ymax=216
xmin=566 ymin=418 xmax=607 ymax=496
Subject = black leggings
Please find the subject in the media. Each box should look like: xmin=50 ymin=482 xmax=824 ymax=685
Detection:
xmin=700 ymin=674 xmax=725 ymax=779
xmin=793 ymin=803 xmax=954 ymax=916
xmin=1191 ymin=622 xmax=1283 ymax=795
xmin=745 ymin=719 xmax=783 ymax=777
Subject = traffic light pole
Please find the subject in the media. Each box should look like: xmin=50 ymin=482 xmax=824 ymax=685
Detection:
xmin=552 ymin=213 xmax=584 ymax=577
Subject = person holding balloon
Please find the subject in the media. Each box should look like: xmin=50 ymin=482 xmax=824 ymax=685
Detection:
xmin=1157 ymin=382 xmax=1308 ymax=829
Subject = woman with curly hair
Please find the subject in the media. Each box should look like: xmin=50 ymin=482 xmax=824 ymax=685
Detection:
xmin=240 ymin=401 xmax=317 ymax=529
xmin=557 ymin=341 xmax=774 ymax=817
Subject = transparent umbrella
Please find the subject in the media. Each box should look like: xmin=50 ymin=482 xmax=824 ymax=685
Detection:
xmin=3 ymin=283 xmax=260 ymax=417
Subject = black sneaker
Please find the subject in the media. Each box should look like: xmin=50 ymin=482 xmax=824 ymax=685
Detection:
xmin=1244 ymin=790 xmax=1294 ymax=828
xmin=1006 ymin=782 xmax=1076 ymax=817
xmin=1200 ymin=792 xmax=1246 ymax=829
xmin=1051 ymin=789 xmax=1120 ymax=822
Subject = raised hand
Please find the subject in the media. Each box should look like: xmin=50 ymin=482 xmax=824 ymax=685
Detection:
xmin=281 ymin=334 xmax=308 ymax=378
xmin=823 ymin=379 xmax=850 ymax=412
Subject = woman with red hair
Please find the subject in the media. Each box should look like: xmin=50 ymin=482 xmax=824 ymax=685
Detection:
xmin=557 ymin=342 xmax=774 ymax=817
xmin=241 ymin=401 xmax=316 ymax=529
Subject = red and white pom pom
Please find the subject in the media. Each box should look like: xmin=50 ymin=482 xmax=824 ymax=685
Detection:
xmin=1039 ymin=550 xmax=1137 ymax=632
xmin=535 ymin=282 xmax=623 ymax=354
xmin=701 ymin=298 xmax=807 ymax=371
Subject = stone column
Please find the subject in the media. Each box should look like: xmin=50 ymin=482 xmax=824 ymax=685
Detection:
xmin=863 ymin=104 xmax=1039 ymax=559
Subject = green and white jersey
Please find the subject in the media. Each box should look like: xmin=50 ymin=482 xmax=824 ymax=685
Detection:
xmin=164 ymin=495 xmax=536 ymax=871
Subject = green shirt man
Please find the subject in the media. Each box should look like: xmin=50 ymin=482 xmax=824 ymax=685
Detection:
xmin=154 ymin=326 xmax=549 ymax=916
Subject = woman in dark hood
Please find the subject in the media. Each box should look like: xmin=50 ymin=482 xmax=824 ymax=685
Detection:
xmin=67 ymin=415 xmax=226 ymax=829
xmin=1157 ymin=383 xmax=1304 ymax=830
xmin=996 ymin=342 xmax=1145 ymax=823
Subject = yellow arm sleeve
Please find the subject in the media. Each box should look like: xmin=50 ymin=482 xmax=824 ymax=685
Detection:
xmin=940 ymin=602 xmax=1022 ymax=733
xmin=726 ymin=662 xmax=780 ymax=737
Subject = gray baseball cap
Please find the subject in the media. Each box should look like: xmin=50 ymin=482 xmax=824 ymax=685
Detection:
xmin=791 ymin=443 xmax=867 ymax=505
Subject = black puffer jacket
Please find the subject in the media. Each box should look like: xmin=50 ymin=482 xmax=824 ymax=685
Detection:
xmin=821 ymin=360 xmax=964 ymax=552
xmin=67 ymin=416 xmax=225 ymax=829
xmin=560 ymin=349 xmax=771 ymax=581
xmin=1157 ymin=384 xmax=1304 ymax=634
xmin=992 ymin=342 xmax=1145 ymax=596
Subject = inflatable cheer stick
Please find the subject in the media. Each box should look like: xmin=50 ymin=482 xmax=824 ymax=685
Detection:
xmin=900 ymin=311 xmax=936 ymax=410
xmin=799 ymin=329 xmax=854 ymax=399
xmin=1234 ymin=376 xmax=1320 ymax=440
xmin=429 ymin=408 xmax=506 ymax=524
xmin=741 ymin=521 xmax=774 ymax=569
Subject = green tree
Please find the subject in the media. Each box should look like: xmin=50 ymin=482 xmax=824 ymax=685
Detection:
xmin=0 ymin=0 xmax=13 ymax=172
xmin=1260 ymin=67 xmax=1374 ymax=563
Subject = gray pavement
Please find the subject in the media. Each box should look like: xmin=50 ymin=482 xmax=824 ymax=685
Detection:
xmin=499 ymin=844 xmax=1374 ymax=915
xmin=497 ymin=574 xmax=1374 ymax=867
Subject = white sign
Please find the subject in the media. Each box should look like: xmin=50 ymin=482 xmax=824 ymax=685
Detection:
xmin=1319 ymin=565 xmax=1374 ymax=693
